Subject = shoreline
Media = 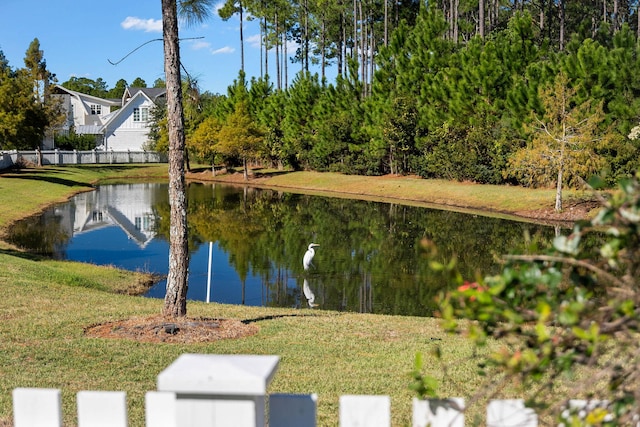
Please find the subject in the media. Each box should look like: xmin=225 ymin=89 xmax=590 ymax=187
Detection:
xmin=185 ymin=168 xmax=600 ymax=225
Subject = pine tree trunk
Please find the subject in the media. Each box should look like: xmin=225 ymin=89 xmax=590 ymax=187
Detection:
xmin=240 ymin=0 xmax=245 ymax=72
xmin=359 ymin=0 xmax=365 ymax=88
xmin=304 ymin=0 xmax=309 ymax=72
xmin=276 ymin=12 xmax=281 ymax=89
xmin=479 ymin=0 xmax=485 ymax=38
xmin=338 ymin=1 xmax=344 ymax=75
xmin=384 ymin=0 xmax=388 ymax=46
xmin=353 ymin=0 xmax=357 ymax=59
xmin=321 ymin=17 xmax=326 ymax=81
xmin=453 ymin=0 xmax=459 ymax=42
xmin=162 ymin=0 xmax=189 ymax=318
xmin=264 ymin=17 xmax=269 ymax=77
xmin=559 ymin=0 xmax=565 ymax=50
xmin=284 ymin=31 xmax=288 ymax=88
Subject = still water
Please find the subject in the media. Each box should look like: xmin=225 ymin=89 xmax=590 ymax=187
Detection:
xmin=7 ymin=182 xmax=558 ymax=316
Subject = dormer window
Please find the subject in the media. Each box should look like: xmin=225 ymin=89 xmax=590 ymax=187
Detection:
xmin=90 ymin=104 xmax=102 ymax=115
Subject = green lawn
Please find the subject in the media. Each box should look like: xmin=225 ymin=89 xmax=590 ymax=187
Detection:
xmin=0 ymin=165 xmax=587 ymax=426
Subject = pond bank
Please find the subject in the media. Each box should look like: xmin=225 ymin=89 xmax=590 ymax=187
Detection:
xmin=186 ymin=168 xmax=601 ymax=224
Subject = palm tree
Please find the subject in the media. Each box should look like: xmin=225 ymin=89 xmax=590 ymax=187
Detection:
xmin=161 ymin=0 xmax=213 ymax=317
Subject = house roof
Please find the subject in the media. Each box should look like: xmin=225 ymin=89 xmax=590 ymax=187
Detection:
xmin=123 ymin=87 xmax=166 ymax=103
xmin=53 ymin=85 xmax=121 ymax=107
xmin=102 ymin=90 xmax=158 ymax=133
xmin=76 ymin=125 xmax=103 ymax=135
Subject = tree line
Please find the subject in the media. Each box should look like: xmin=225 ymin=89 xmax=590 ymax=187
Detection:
xmin=150 ymin=1 xmax=640 ymax=195
xmin=4 ymin=2 xmax=640 ymax=193
xmin=0 ymin=39 xmax=60 ymax=150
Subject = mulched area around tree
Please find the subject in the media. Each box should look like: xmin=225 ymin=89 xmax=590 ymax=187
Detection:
xmin=84 ymin=315 xmax=259 ymax=344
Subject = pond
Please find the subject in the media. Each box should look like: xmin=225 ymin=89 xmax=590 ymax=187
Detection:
xmin=6 ymin=182 xmax=559 ymax=317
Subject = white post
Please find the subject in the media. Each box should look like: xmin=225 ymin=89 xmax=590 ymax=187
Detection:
xmin=206 ymin=242 xmax=213 ymax=303
xmin=13 ymin=388 xmax=62 ymax=427
xmin=157 ymin=354 xmax=280 ymax=427
xmin=339 ymin=395 xmax=391 ymax=427
xmin=487 ymin=399 xmax=537 ymax=427
xmin=412 ymin=397 xmax=464 ymax=427
xmin=77 ymin=390 xmax=128 ymax=427
xmin=146 ymin=391 xmax=177 ymax=427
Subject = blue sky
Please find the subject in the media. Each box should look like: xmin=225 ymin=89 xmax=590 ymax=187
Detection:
xmin=0 ymin=0 xmax=325 ymax=94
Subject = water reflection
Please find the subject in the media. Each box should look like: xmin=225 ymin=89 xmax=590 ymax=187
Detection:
xmin=303 ymin=279 xmax=319 ymax=308
xmin=6 ymin=182 xmax=559 ymax=316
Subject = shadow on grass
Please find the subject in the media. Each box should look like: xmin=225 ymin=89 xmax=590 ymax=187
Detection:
xmin=188 ymin=166 xmax=293 ymax=180
xmin=242 ymin=313 xmax=327 ymax=324
xmin=252 ymin=169 xmax=290 ymax=178
xmin=0 ymin=173 xmax=95 ymax=188
xmin=0 ymin=165 xmax=162 ymax=188
xmin=0 ymin=247 xmax=50 ymax=262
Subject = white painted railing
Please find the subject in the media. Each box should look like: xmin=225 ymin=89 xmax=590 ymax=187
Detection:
xmin=10 ymin=354 xmax=608 ymax=427
xmin=0 ymin=149 xmax=167 ymax=169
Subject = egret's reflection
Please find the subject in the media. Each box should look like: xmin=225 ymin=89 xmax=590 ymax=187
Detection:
xmin=303 ymin=278 xmax=319 ymax=308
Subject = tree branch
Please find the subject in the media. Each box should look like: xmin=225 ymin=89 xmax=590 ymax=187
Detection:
xmin=503 ymin=254 xmax=629 ymax=290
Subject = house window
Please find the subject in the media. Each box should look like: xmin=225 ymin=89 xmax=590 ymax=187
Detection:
xmin=133 ymin=107 xmax=149 ymax=122
xmin=90 ymin=104 xmax=101 ymax=115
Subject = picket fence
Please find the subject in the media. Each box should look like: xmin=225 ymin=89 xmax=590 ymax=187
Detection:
xmin=11 ymin=354 xmax=609 ymax=427
xmin=0 ymin=149 xmax=167 ymax=170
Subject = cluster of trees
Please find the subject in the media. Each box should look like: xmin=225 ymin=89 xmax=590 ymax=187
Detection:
xmin=216 ymin=0 xmax=640 ymax=91
xmin=146 ymin=2 xmax=640 ymax=194
xmin=0 ymin=39 xmax=61 ymax=150
xmin=60 ymin=76 xmax=165 ymax=100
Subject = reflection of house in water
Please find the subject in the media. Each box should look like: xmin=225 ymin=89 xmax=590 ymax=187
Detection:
xmin=57 ymin=184 xmax=158 ymax=248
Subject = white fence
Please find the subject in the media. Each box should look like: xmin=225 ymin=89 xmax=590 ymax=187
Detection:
xmin=10 ymin=354 xmax=611 ymax=427
xmin=0 ymin=149 xmax=167 ymax=169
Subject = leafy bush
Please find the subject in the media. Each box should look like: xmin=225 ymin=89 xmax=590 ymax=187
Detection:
xmin=431 ymin=172 xmax=640 ymax=423
xmin=54 ymin=130 xmax=98 ymax=151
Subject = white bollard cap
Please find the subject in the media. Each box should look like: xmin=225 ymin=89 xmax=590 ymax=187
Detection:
xmin=157 ymin=354 xmax=280 ymax=396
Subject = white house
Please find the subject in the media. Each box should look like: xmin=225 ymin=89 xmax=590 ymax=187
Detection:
xmin=52 ymin=85 xmax=166 ymax=151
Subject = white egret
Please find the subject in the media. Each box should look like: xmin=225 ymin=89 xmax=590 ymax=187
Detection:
xmin=303 ymin=243 xmax=319 ymax=270
xmin=303 ymin=278 xmax=319 ymax=307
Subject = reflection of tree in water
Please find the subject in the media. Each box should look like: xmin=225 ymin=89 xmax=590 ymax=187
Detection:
xmin=6 ymin=209 xmax=71 ymax=258
xmin=151 ymin=182 xmax=558 ymax=316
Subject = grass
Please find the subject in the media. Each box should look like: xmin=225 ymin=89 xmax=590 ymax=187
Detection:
xmin=193 ymin=169 xmax=598 ymax=222
xmin=0 ymin=164 xmax=167 ymax=229
xmin=266 ymin=171 xmax=562 ymax=212
xmin=0 ymin=165 xmax=592 ymax=426
xmin=0 ymin=250 xmax=492 ymax=426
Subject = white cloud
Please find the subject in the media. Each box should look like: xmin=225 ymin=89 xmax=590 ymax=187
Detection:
xmin=211 ymin=46 xmax=235 ymax=55
xmin=121 ymin=16 xmax=162 ymax=33
xmin=190 ymin=40 xmax=211 ymax=50
xmin=247 ymin=34 xmax=261 ymax=49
